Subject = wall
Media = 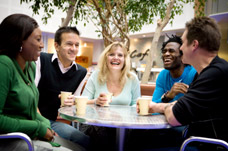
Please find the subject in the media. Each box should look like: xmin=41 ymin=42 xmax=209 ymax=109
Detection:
xmin=210 ymin=12 xmax=228 ymax=61
xmin=208 ymin=0 xmax=228 ymax=62
xmin=92 ymin=40 xmax=104 ymax=64
xmin=129 ymin=36 xmax=165 ymax=69
xmin=77 ymin=42 xmax=93 ymax=68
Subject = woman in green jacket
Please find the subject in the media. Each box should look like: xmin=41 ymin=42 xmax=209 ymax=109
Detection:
xmin=0 ymin=14 xmax=84 ymax=151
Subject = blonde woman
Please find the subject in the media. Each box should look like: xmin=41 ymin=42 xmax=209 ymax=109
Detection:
xmin=81 ymin=41 xmax=140 ymax=151
xmin=82 ymin=41 xmax=140 ymax=106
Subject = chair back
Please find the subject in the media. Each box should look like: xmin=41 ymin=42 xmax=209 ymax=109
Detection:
xmin=180 ymin=136 xmax=228 ymax=151
xmin=140 ymin=83 xmax=156 ymax=96
xmin=0 ymin=132 xmax=34 ymax=151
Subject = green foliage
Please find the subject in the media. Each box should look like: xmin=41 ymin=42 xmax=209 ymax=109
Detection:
xmin=72 ymin=0 xmax=89 ymax=25
xmin=20 ymin=0 xmax=88 ymax=24
xmin=124 ymin=0 xmax=199 ymax=32
xmin=194 ymin=0 xmax=206 ymax=16
xmin=20 ymin=0 xmax=205 ymax=35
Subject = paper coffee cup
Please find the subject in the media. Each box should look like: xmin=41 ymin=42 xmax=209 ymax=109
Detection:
xmin=61 ymin=91 xmax=72 ymax=107
xmin=138 ymin=97 xmax=151 ymax=115
xmin=75 ymin=96 xmax=88 ymax=115
xmin=103 ymin=93 xmax=113 ymax=107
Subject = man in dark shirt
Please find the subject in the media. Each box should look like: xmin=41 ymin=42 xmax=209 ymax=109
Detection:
xmin=35 ymin=26 xmax=90 ymax=149
xmin=138 ymin=16 xmax=228 ymax=150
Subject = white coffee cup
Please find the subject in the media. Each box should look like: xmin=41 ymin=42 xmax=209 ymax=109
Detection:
xmin=75 ymin=96 xmax=88 ymax=115
xmin=103 ymin=93 xmax=113 ymax=107
xmin=138 ymin=97 xmax=151 ymax=115
xmin=61 ymin=91 xmax=72 ymax=107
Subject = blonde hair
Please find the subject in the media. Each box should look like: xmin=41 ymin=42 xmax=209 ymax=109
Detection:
xmin=97 ymin=41 xmax=132 ymax=85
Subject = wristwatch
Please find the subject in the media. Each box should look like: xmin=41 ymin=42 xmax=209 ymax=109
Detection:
xmin=161 ymin=91 xmax=173 ymax=103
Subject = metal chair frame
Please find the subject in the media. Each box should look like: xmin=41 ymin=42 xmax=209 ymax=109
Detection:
xmin=180 ymin=136 xmax=228 ymax=151
xmin=0 ymin=132 xmax=34 ymax=151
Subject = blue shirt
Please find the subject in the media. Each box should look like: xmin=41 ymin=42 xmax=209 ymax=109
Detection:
xmin=82 ymin=70 xmax=141 ymax=106
xmin=152 ymin=65 xmax=197 ymax=103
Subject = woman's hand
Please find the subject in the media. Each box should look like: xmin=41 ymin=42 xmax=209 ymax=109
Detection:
xmin=43 ymin=128 xmax=54 ymax=141
xmin=52 ymin=130 xmax=59 ymax=136
xmin=95 ymin=93 xmax=111 ymax=106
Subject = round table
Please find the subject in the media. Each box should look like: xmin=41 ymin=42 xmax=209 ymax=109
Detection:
xmin=59 ymin=104 xmax=171 ymax=151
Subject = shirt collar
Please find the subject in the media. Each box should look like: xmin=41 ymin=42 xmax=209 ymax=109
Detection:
xmin=51 ymin=53 xmax=78 ymax=70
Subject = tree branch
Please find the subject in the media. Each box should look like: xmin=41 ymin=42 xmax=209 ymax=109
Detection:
xmin=61 ymin=0 xmax=79 ymax=27
xmin=160 ymin=0 xmax=176 ymax=28
xmin=105 ymin=0 xmax=130 ymax=49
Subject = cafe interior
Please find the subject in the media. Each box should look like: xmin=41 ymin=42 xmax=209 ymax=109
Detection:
xmin=0 ymin=0 xmax=228 ymax=151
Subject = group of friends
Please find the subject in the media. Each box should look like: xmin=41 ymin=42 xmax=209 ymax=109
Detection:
xmin=0 ymin=13 xmax=227 ymax=151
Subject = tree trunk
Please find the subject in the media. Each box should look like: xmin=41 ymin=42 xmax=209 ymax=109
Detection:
xmin=61 ymin=0 xmax=79 ymax=27
xmin=141 ymin=0 xmax=175 ymax=84
xmin=141 ymin=24 xmax=163 ymax=83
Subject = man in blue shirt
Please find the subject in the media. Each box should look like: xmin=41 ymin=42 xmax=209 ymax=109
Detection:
xmin=128 ymin=35 xmax=197 ymax=151
xmin=152 ymin=35 xmax=197 ymax=103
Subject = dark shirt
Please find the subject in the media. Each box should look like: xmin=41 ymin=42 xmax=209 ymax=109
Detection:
xmin=38 ymin=53 xmax=87 ymax=120
xmin=173 ymin=56 xmax=228 ymax=141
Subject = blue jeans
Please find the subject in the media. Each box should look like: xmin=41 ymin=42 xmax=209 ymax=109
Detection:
xmin=50 ymin=120 xmax=90 ymax=149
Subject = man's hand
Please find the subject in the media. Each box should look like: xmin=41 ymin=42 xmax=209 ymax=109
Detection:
xmin=136 ymin=100 xmax=158 ymax=114
xmin=59 ymin=94 xmax=75 ymax=106
xmin=166 ymin=83 xmax=189 ymax=99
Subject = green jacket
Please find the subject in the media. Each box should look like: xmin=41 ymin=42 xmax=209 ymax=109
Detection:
xmin=0 ymin=55 xmax=51 ymax=139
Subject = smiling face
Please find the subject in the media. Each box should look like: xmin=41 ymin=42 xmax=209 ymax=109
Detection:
xmin=21 ymin=27 xmax=44 ymax=61
xmin=107 ymin=45 xmax=125 ymax=72
xmin=55 ymin=32 xmax=80 ymax=67
xmin=161 ymin=42 xmax=182 ymax=70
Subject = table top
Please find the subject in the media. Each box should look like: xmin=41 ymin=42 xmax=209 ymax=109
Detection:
xmin=59 ymin=104 xmax=171 ymax=129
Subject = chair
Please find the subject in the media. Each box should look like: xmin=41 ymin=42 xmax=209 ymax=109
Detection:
xmin=0 ymin=132 xmax=34 ymax=151
xmin=180 ymin=136 xmax=228 ymax=151
xmin=140 ymin=83 xmax=156 ymax=96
